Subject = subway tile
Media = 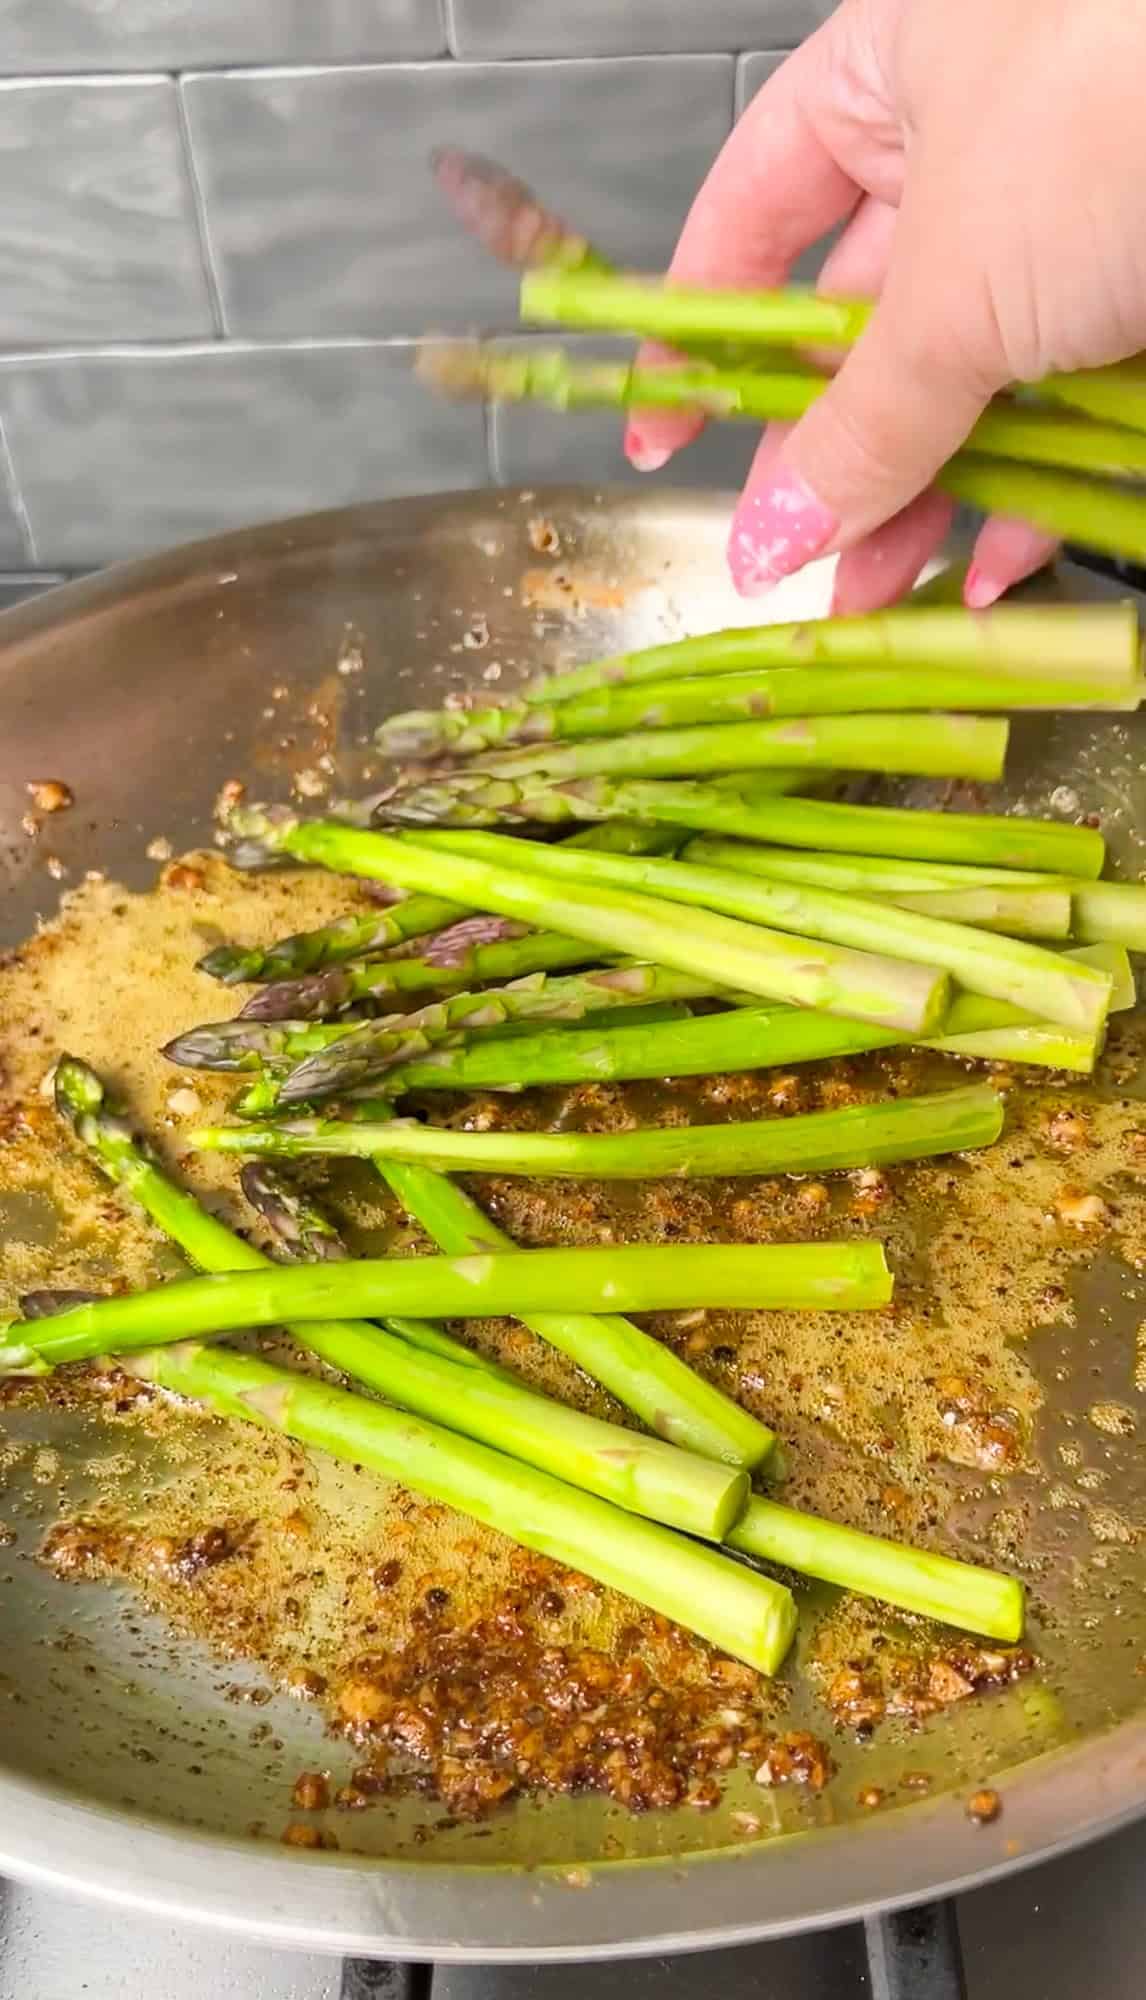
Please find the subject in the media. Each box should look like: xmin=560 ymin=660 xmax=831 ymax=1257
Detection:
xmin=0 ymin=342 xmax=488 ymax=566
xmin=491 ymin=337 xmax=757 ymax=492
xmin=735 ymin=49 xmax=788 ymax=115
xmin=447 ymin=0 xmax=828 ymax=58
xmin=182 ymin=57 xmax=733 ymax=338
xmin=0 ymin=79 xmax=215 ymax=342
xmin=0 ymin=1 xmax=445 ymax=72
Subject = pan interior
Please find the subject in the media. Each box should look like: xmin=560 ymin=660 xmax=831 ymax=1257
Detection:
xmin=0 ymin=489 xmax=1143 ymax=1877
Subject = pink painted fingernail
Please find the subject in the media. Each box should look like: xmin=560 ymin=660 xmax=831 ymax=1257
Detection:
xmin=625 ymin=430 xmax=672 ymax=473
xmin=963 ymin=562 xmax=1004 ymax=610
xmin=728 ymin=469 xmax=838 ymax=597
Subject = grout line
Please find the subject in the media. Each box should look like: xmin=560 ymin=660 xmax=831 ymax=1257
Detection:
xmin=0 ymin=412 xmax=39 ymax=564
xmin=174 ymin=81 xmax=228 ymax=337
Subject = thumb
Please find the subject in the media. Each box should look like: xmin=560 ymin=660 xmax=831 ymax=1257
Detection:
xmin=727 ymin=235 xmax=1002 ymax=596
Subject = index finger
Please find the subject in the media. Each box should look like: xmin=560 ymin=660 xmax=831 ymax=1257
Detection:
xmin=625 ymin=30 xmax=860 ymax=467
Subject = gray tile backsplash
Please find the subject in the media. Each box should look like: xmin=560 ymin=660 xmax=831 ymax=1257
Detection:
xmin=0 ymin=1 xmax=446 ymax=72
xmin=0 ymin=78 xmax=216 ymax=342
xmin=0 ymin=12 xmax=831 ymax=565
xmin=0 ymin=342 xmax=487 ymax=565
xmin=181 ymin=57 xmax=734 ymax=338
xmin=447 ymin=0 xmax=828 ymax=59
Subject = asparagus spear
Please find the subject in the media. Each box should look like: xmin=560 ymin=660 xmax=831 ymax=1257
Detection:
xmin=166 ymin=964 xmax=723 ymax=1080
xmin=519 ymin=602 xmax=1140 ymax=707
xmin=192 ymin=1082 xmax=1003 ymax=1179
xmin=122 ymin=1341 xmax=796 ymax=1674
xmin=432 ymin=145 xmax=611 ymax=276
xmin=521 ymin=267 xmax=871 ymax=344
xmin=237 ymin=926 xmax=599 ymax=1023
xmin=1037 ymin=357 xmax=1146 ymax=436
xmin=426 ymin=340 xmax=1146 ymax=482
xmin=196 ymin=895 xmax=467 ymax=986
xmin=374 ymin=779 xmax=1102 ymax=877
xmin=1071 ymin=880 xmax=1146 ymax=953
xmin=225 ymin=809 xmax=952 ymax=1034
xmin=379 ymin=948 xmax=1129 ymax=1093
xmin=885 ymin=888 xmax=1071 ymax=939
xmin=228 ymin=1160 xmax=1026 ymax=1636
xmin=0 ymin=1242 xmax=894 ymax=1374
xmin=373 ymin=1153 xmax=772 ymax=1467
xmin=232 ymin=820 xmax=692 ymax=1022
xmin=272 ymin=960 xmax=716 ymax=1104
xmin=417 ymin=833 xmax=1111 ymax=1032
xmin=54 ymin=1060 xmax=758 ymax=1534
xmin=376 ymin=661 xmax=1139 ymax=760
xmin=238 ymin=1161 xmax=349 ymax=1260
xmin=939 ymin=453 xmax=1146 ymax=568
xmin=728 ymin=1498 xmax=1023 ymax=1641
xmin=373 ymin=713 xmax=1012 ymax=805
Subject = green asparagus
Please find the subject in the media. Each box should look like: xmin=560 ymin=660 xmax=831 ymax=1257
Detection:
xmin=416 ymin=833 xmax=1111 ymax=1032
xmin=192 ymin=1082 xmax=1003 ymax=1179
xmin=728 ymin=1498 xmax=1023 ymax=1641
xmin=376 ymin=778 xmax=1103 ymax=876
xmin=52 ymin=1070 xmax=753 ymax=1534
xmin=167 ymin=964 xmax=726 ymax=1081
xmin=368 ymin=1147 xmax=772 ymax=1467
xmin=225 ymin=809 xmax=952 ymax=1034
xmin=376 ymin=660 xmax=1139 ymax=760
xmin=426 ymin=340 xmax=1146 ymax=482
xmin=122 ymin=1342 xmax=796 ymax=1675
xmin=276 ymin=964 xmax=730 ymax=1104
xmin=374 ymin=713 xmax=1012 ymax=805
xmin=519 ymin=601 xmax=1139 ymax=707
xmin=379 ymin=947 xmax=1130 ymax=1092
xmin=196 ymin=894 xmax=468 ymax=986
xmin=0 ymin=1242 xmax=894 ymax=1374
xmin=237 ymin=926 xmax=599 ymax=1023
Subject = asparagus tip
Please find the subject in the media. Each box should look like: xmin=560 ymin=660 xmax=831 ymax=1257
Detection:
xmin=53 ymin=1054 xmax=106 ymax=1125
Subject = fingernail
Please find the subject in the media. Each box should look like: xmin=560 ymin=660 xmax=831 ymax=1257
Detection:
xmin=625 ymin=431 xmax=672 ymax=473
xmin=728 ymin=469 xmax=838 ymax=597
xmin=963 ymin=562 xmax=1004 ymax=610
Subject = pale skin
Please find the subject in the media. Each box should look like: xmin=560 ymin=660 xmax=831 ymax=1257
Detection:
xmin=624 ymin=0 xmax=1146 ymax=613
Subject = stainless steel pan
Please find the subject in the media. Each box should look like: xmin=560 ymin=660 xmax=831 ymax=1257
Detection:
xmin=1 ymin=487 xmax=1144 ymax=1961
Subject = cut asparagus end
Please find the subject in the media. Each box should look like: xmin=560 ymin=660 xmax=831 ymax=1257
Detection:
xmin=729 ymin=1497 xmax=1024 ymax=1642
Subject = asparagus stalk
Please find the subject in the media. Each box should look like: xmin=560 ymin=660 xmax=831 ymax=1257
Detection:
xmin=232 ymin=819 xmax=691 ymax=1023
xmin=521 ymin=267 xmax=869 ymax=342
xmin=886 ymin=887 xmax=1071 ymax=939
xmin=368 ymin=1147 xmax=773 ymax=1467
xmin=728 ymin=1498 xmax=1023 ymax=1642
xmin=417 ymin=833 xmax=1111 ymax=1032
xmin=427 ymin=340 xmax=1146 ymax=482
xmin=1071 ymin=880 xmax=1146 ymax=953
xmin=166 ymin=964 xmax=724 ymax=1081
xmin=1037 ymin=357 xmax=1146 ymax=436
xmin=432 ymin=145 xmax=612 ymax=276
xmin=191 ymin=1082 xmax=1003 ymax=1179
xmin=0 ymin=1243 xmax=894 ymax=1374
xmin=55 ymin=1062 xmax=759 ymax=1534
xmin=238 ymin=1162 xmax=349 ymax=1261
xmin=373 ymin=713 xmax=1012 ymax=803
xmin=938 ymin=453 xmax=1146 ymax=568
xmin=275 ymin=966 xmax=726 ymax=1104
xmin=379 ymin=947 xmax=1129 ymax=1093
xmin=196 ymin=895 xmax=467 ymax=987
xmin=380 ymin=778 xmax=1102 ymax=877
xmin=122 ymin=1342 xmax=795 ymax=1675
xmin=519 ymin=602 xmax=1140 ymax=707
xmin=225 ymin=809 xmax=951 ymax=1034
xmin=376 ymin=661 xmax=1139 ymax=760
xmin=237 ymin=927 xmax=599 ymax=1024
xmin=366 ymin=1147 xmax=1023 ymax=1638
xmin=678 ymin=838 xmax=1065 ymax=895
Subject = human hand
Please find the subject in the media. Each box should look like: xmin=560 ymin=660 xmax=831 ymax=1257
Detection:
xmin=625 ymin=0 xmax=1146 ymax=612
